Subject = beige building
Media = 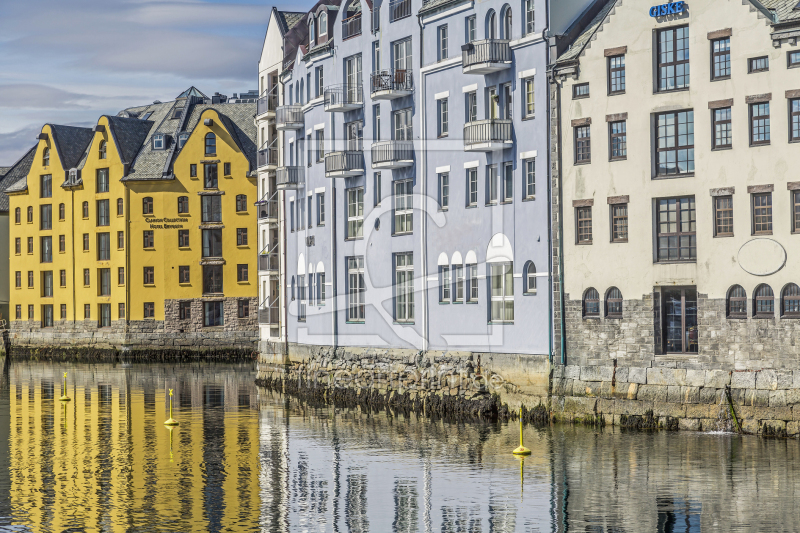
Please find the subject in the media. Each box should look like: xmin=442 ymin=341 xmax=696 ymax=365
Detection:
xmin=551 ymin=0 xmax=800 ymax=368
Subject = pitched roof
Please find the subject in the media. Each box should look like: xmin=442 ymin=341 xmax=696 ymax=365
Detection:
xmin=105 ymin=115 xmax=155 ymax=164
xmin=277 ymin=10 xmax=306 ymax=34
xmin=49 ymin=124 xmax=94 ymax=169
xmin=184 ymin=103 xmax=258 ymax=173
xmin=121 ymin=100 xmax=182 ymax=181
xmin=177 ymin=86 xmax=208 ymax=99
xmin=0 ymin=167 xmax=11 ymax=177
xmin=761 ymin=0 xmax=800 ymax=23
xmin=0 ymin=146 xmax=37 ymax=208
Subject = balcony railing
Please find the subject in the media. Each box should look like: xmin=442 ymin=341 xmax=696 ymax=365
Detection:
xmin=463 ymin=119 xmax=513 ymax=151
xmin=389 ymin=0 xmax=410 ymax=21
xmin=259 ymin=252 xmax=279 ymax=272
xmin=325 ymin=151 xmax=365 ymax=177
xmin=256 ymin=193 xmax=278 ymax=221
xmin=259 ymin=303 xmax=280 ymax=325
xmin=257 ymin=92 xmax=278 ymax=116
xmin=461 ymin=39 xmax=512 ymax=74
xmin=276 ymin=166 xmax=305 ymax=190
xmin=257 ymin=147 xmax=279 ymax=169
xmin=276 ymin=105 xmax=303 ymax=130
xmin=371 ymin=140 xmax=413 ymax=169
xmin=324 ymin=83 xmax=363 ymax=111
xmin=342 ymin=13 xmax=362 ymax=40
xmin=370 ymin=69 xmax=413 ymax=99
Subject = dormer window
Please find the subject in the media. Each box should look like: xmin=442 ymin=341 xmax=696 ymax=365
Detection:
xmin=178 ymin=133 xmax=189 ymax=149
xmin=43 ymin=147 xmax=50 ymax=167
xmin=172 ymin=107 xmax=184 ymax=119
xmin=99 ymin=140 xmax=107 ymax=159
xmin=141 ymin=112 xmax=153 ymax=120
xmin=319 ymin=12 xmax=327 ymax=37
xmin=310 ymin=18 xmax=315 ymax=45
xmin=69 ymin=169 xmax=77 ymax=181
xmin=153 ymin=134 xmax=164 ymax=150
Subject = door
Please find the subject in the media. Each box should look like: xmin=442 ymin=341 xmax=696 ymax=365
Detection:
xmin=393 ymin=109 xmax=412 ymax=141
xmin=393 ymin=39 xmax=412 ymax=73
xmin=662 ymin=287 xmax=698 ymax=354
xmin=488 ymin=88 xmax=498 ymax=119
xmin=502 ymin=83 xmax=512 ymax=119
xmin=346 ymin=121 xmax=363 ymax=151
xmin=346 ymin=55 xmax=362 ymax=102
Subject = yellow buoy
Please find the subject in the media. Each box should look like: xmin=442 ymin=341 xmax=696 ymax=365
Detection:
xmin=512 ymin=407 xmax=531 ymax=455
xmin=59 ymin=372 xmax=71 ymax=402
xmin=164 ymin=388 xmax=179 ymax=426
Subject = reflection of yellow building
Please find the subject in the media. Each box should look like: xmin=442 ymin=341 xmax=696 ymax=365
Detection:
xmin=5 ymin=88 xmax=259 ymax=352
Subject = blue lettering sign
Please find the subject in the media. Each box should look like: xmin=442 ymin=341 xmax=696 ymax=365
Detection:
xmin=649 ymin=1 xmax=685 ymax=17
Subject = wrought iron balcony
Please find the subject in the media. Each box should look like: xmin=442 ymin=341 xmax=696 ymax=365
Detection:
xmin=276 ymin=105 xmax=303 ymax=130
xmin=342 ymin=13 xmax=362 ymax=40
xmin=371 ymin=140 xmax=413 ymax=169
xmin=276 ymin=166 xmax=304 ymax=190
xmin=463 ymin=119 xmax=513 ymax=151
xmin=257 ymin=147 xmax=278 ymax=170
xmin=325 ymin=151 xmax=365 ymax=177
xmin=324 ymin=84 xmax=363 ymax=112
xmin=256 ymin=91 xmax=278 ymax=118
xmin=461 ymin=39 xmax=512 ymax=74
xmin=370 ymin=69 xmax=413 ymax=100
xmin=256 ymin=193 xmax=278 ymax=223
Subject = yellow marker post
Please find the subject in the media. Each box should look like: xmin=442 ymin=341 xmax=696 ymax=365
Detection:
xmin=512 ymin=407 xmax=531 ymax=456
xmin=59 ymin=372 xmax=71 ymax=402
xmin=164 ymin=388 xmax=179 ymax=426
xmin=167 ymin=426 xmax=175 ymax=463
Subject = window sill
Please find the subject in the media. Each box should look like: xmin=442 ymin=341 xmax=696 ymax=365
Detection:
xmin=453 ymin=300 xmax=463 ymax=304
xmin=572 ymin=95 xmax=590 ymax=100
xmin=466 ymin=301 xmax=479 ymax=304
xmin=488 ymin=321 xmax=514 ymax=325
xmin=439 ymin=301 xmax=450 ymax=305
xmin=713 ymin=233 xmax=733 ymax=238
xmin=522 ymin=115 xmax=536 ymax=121
xmin=655 ymin=260 xmax=696 ymax=265
xmin=610 ymin=157 xmax=627 ymax=162
xmin=753 ymin=315 xmax=775 ymax=320
xmin=345 ymin=237 xmax=364 ymax=241
xmin=583 ymin=316 xmax=601 ymax=320
xmin=522 ymin=196 xmax=536 ymax=202
xmin=205 ymin=153 xmax=217 ymax=158
xmin=711 ymin=146 xmax=732 ymax=152
xmin=727 ymin=315 xmax=748 ymax=320
xmin=611 ymin=239 xmax=628 ymax=244
xmin=500 ymin=200 xmax=513 ymax=205
xmin=748 ymin=69 xmax=769 ymax=74
xmin=782 ymin=315 xmax=800 ymax=319
xmin=393 ymin=321 xmax=415 ymax=325
xmin=606 ymin=315 xmax=623 ymax=320
xmin=236 ymin=245 xmax=250 ymax=248
xmin=392 ymin=233 xmax=412 ymax=237
xmin=437 ymin=134 xmax=449 ymax=139
xmin=237 ymin=281 xmax=250 ymax=284
xmin=576 ymin=241 xmax=593 ymax=245
xmin=438 ymin=208 xmax=449 ymax=212
xmin=652 ymin=173 xmax=695 ymax=180
xmin=608 ymin=91 xmax=626 ymax=96
xmin=654 ymin=87 xmax=690 ymax=95
xmin=753 ymin=232 xmax=773 ymax=236
xmin=317 ymin=223 xmax=326 ymax=227
xmin=574 ymin=160 xmax=591 ymax=166
xmin=466 ymin=204 xmax=477 ymax=209
xmin=346 ymin=321 xmax=365 ymax=324
xmin=711 ymin=76 xmax=731 ymax=82
xmin=524 ymin=291 xmax=537 ymax=296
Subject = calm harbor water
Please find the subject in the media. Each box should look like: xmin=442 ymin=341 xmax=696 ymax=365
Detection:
xmin=0 ymin=362 xmax=797 ymax=532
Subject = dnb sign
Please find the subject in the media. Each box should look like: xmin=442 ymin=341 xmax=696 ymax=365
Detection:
xmin=649 ymin=1 xmax=686 ymax=17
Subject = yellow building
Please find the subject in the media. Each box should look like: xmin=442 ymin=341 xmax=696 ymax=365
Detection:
xmin=5 ymin=87 xmax=259 ymax=353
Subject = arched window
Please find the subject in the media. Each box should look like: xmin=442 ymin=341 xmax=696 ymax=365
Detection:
xmin=59 ymin=203 xmax=65 ymax=220
xmin=319 ymin=12 xmax=327 ymax=37
xmin=43 ymin=147 xmax=50 ymax=167
xmin=727 ymin=285 xmax=747 ymax=318
xmin=583 ymin=288 xmax=600 ymax=317
xmin=782 ymin=283 xmax=800 ymax=317
xmin=487 ymin=10 xmax=497 ymax=39
xmin=99 ymin=140 xmax=107 ymax=159
xmin=502 ymin=6 xmax=512 ymax=39
xmin=177 ymin=196 xmax=189 ymax=214
xmin=309 ymin=18 xmax=315 ymax=45
xmin=143 ymin=197 xmax=153 ymax=215
xmin=523 ymin=0 xmax=534 ymax=35
xmin=754 ymin=284 xmax=774 ymax=318
xmin=205 ymin=133 xmax=216 ymax=156
xmin=116 ymin=198 xmax=123 ymax=216
xmin=81 ymin=201 xmax=88 ymax=218
xmin=523 ymin=261 xmax=536 ymax=294
xmin=605 ymin=287 xmax=623 ymax=318
xmin=14 ymin=207 xmax=20 ymax=224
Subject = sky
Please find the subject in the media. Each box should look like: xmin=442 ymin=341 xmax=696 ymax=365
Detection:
xmin=0 ymin=0 xmax=315 ymax=166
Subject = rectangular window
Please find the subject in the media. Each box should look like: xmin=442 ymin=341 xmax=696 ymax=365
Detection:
xmin=15 ymin=238 xmax=20 ymax=255
xmin=143 ymin=266 xmax=154 ymax=285
xmin=611 ymin=204 xmax=628 ymax=242
xmin=524 ymin=0 xmax=534 ymax=35
xmin=97 ymin=232 xmax=110 ymax=260
xmin=15 ymin=306 xmax=20 ymax=320
xmin=203 ymin=265 xmax=223 ymax=294
xmin=662 ymin=287 xmax=698 ymax=354
xmin=466 ymin=91 xmax=477 ymax=123
xmin=28 ymin=237 xmax=34 ymax=254
xmin=223 ymin=162 xmax=231 ymax=176
xmin=437 ymin=98 xmax=448 ymax=137
xmin=572 ymin=83 xmax=589 ymax=99
xmin=393 ymin=108 xmax=412 ymax=140
xmin=144 ymin=302 xmax=155 ymax=319
xmin=204 ymin=301 xmax=223 ymax=326
xmin=307 ymin=135 xmax=312 ymax=167
xmin=97 ymin=168 xmax=109 ymax=193
xmin=610 ymin=121 xmax=627 ymax=160
xmin=576 ymin=206 xmax=592 ymax=244
xmin=290 ymin=201 xmax=295 ymax=232
xmin=346 ymin=187 xmax=364 ymax=239
xmin=41 ymin=271 xmax=53 ymax=297
xmin=202 ymin=229 xmax=222 ymax=257
xmin=179 ymin=301 xmax=191 ymax=320
xmin=96 ymin=199 xmax=109 ymax=226
xmin=657 ymin=197 xmax=696 ymax=262
xmin=712 ymin=37 xmax=731 ymax=80
xmin=118 ymin=267 xmax=125 ymax=285
xmin=201 ymin=195 xmax=222 ymax=222
xmin=40 ymin=204 xmax=51 ymax=230
xmin=393 ymin=180 xmax=413 ymax=234
xmin=502 ymin=163 xmax=513 ymax=202
xmin=41 ymin=305 xmax=53 ymax=327
xmin=178 ymin=229 xmax=189 ymax=247
xmin=238 ymin=299 xmax=249 ymax=318
xmin=752 ymin=192 xmax=772 ymax=235
xmin=791 ymin=99 xmax=800 ymax=142
xmin=59 ymin=235 xmax=65 ymax=252
xmin=347 ymin=257 xmax=365 ymax=322
xmin=190 ymin=164 xmax=197 ymax=177
xmin=40 ymin=174 xmax=52 ymax=198
xmin=437 ymin=25 xmax=448 ymax=61
xmin=608 ymin=55 xmax=625 ymax=94
xmin=373 ymin=105 xmax=381 ymax=141
xmin=316 ymin=131 xmax=324 ymax=162
xmin=237 ymin=264 xmax=248 ymax=282
xmin=373 ymin=173 xmax=382 ymax=206
xmin=524 ymin=159 xmax=535 ymax=199
xmin=713 ymin=107 xmax=732 ymax=149
xmin=98 ymin=268 xmax=110 ymax=296
xmin=714 ymin=196 xmax=734 ymax=237
xmin=143 ymin=230 xmax=154 ymax=248
xmin=486 ymin=165 xmax=498 ymax=205
xmin=440 ymin=266 xmax=451 ymax=303
xmin=316 ymin=66 xmax=323 ymax=98
xmin=656 ymin=110 xmax=694 ymax=176
xmin=83 ymin=268 xmax=90 ymax=286
xmin=179 ymin=266 xmax=190 ymax=283
xmin=237 ymin=228 xmax=248 ymax=246
xmin=574 ymin=125 xmax=591 ymax=163
xmin=61 ymin=304 xmax=67 ymax=319
xmin=467 ymin=168 xmax=478 ymax=206
xmin=748 ymin=56 xmax=769 ymax=73
xmin=28 ymin=305 xmax=34 ymax=321
xmin=317 ymin=192 xmax=325 ymax=225
xmin=657 ymin=26 xmax=690 ymax=91
xmin=307 ymin=196 xmax=312 ymax=228
xmin=750 ymin=103 xmax=770 ymax=145
xmin=490 ymin=262 xmax=514 ymax=323
xmin=394 ymin=253 xmax=414 ymax=322
xmin=793 ymin=191 xmax=800 ymax=234
xmin=438 ymin=172 xmax=449 ymax=209
xmin=468 ymin=264 xmax=479 ymax=302
xmin=40 ymin=236 xmax=52 ymax=263
xmin=119 ymin=303 xmax=125 ymax=319
xmin=523 ymin=78 xmax=535 ymax=118
xmin=15 ymin=271 xmax=20 ymax=288
xmin=204 ymin=163 xmax=218 ymax=188
xmin=84 ymin=304 xmax=90 ymax=320
xmin=454 ymin=265 xmax=464 ymax=302
xmin=466 ymin=15 xmax=476 ymax=42
xmin=790 ymin=51 xmax=800 ymax=68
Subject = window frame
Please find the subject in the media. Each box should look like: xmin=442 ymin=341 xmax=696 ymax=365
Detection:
xmin=782 ymin=283 xmax=800 ymax=318
xmin=711 ymin=37 xmax=731 ymax=81
xmin=656 ymin=25 xmax=690 ymax=92
xmin=347 ymin=256 xmax=365 ymax=322
xmin=610 ymin=203 xmax=628 ymax=243
xmin=605 ymin=287 xmax=623 ymax=318
xmin=489 ymin=262 xmax=514 ymax=323
xmin=609 ymin=120 xmax=627 ymax=161
xmin=751 ymin=192 xmax=773 ymax=235
xmin=655 ymin=110 xmax=694 ymax=177
xmin=437 ymin=24 xmax=448 ymax=62
xmin=748 ymin=56 xmax=769 ymax=73
xmin=576 ymin=206 xmax=592 ymax=244
xmin=438 ymin=172 xmax=449 ymax=210
xmin=346 ymin=187 xmax=364 ymax=240
xmin=572 ymin=83 xmax=589 ymax=99
xmin=789 ymin=98 xmax=800 ymax=143
xmin=754 ymin=284 xmax=775 ymax=318
xmin=749 ymin=102 xmax=770 ymax=146
xmin=393 ymin=180 xmax=413 ymax=235
xmin=792 ymin=190 xmax=800 ymax=234
xmin=656 ymin=196 xmax=697 ymax=263
xmin=394 ymin=252 xmax=414 ymax=323
xmin=437 ymin=98 xmax=449 ymax=137
xmin=574 ymin=125 xmax=591 ymax=164
xmin=523 ymin=158 xmax=535 ymax=200
xmin=713 ymin=195 xmax=734 ymax=237
xmin=205 ymin=133 xmax=216 ymax=156
xmin=712 ymin=107 xmax=732 ymax=150
xmin=439 ymin=265 xmax=451 ymax=303
xmin=466 ymin=168 xmax=478 ymax=207
xmin=607 ymin=55 xmax=626 ymax=95
xmin=583 ymin=287 xmax=600 ymax=318
xmin=523 ymin=78 xmax=535 ymax=119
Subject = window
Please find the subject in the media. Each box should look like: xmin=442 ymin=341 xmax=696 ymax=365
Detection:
xmin=466 ymin=263 xmax=478 ymax=302
xmin=179 ymin=301 xmax=191 ymax=320
xmin=28 ymin=271 xmax=34 ymax=288
xmin=62 ymin=304 xmax=67 ymax=319
xmin=727 ymin=285 xmax=747 ymax=318
xmin=237 ymin=228 xmax=248 ymax=246
xmin=656 ymin=110 xmax=694 ymax=176
xmin=490 ymin=262 xmax=513 ymax=322
xmin=297 ymin=275 xmax=307 ymax=321
xmin=14 ymin=208 xmax=20 ymax=224
xmin=317 ymin=192 xmax=325 ymax=225
xmin=576 ymin=206 xmax=592 ymax=244
xmin=316 ymin=66 xmax=324 ymax=98
xmin=467 ymin=168 xmax=478 ymax=207
xmin=752 ymin=192 xmax=772 ymax=235
xmin=467 ymin=15 xmax=476 ymax=42
xmin=523 ymin=261 xmax=536 ymax=294
xmin=466 ymin=91 xmax=477 ymax=123
xmin=290 ymin=201 xmax=295 ymax=232
xmin=610 ymin=121 xmax=626 ymax=160
xmin=714 ymin=196 xmax=733 ymax=237
xmin=59 ymin=269 xmax=66 ymax=287
xmin=15 ymin=306 xmax=20 ymax=320
xmin=319 ymin=11 xmax=327 ymax=36
xmin=40 ymin=204 xmax=52 ymax=230
xmin=233 ymin=194 xmax=246 ymax=213
xmin=43 ymin=147 xmax=50 ymax=166
xmin=606 ymin=287 xmax=623 ymax=317
xmin=205 ymin=133 xmax=216 ymax=155
xmin=486 ymin=165 xmax=498 ymax=205
xmin=116 ymin=198 xmax=123 ymax=216
xmin=437 ymin=25 xmax=448 ymax=61
xmin=117 ymin=231 xmax=124 ymax=249
xmin=657 ymin=197 xmax=696 ymax=262
xmin=143 ymin=230 xmax=154 ymax=248
xmin=523 ymin=159 xmax=535 ymax=199
xmin=523 ymin=78 xmax=534 ymax=118
xmin=502 ymin=163 xmax=513 ymax=202
xmin=14 ymin=271 xmax=20 ymax=288
xmin=98 ymin=268 xmax=110 ymax=296
xmin=204 ymin=163 xmax=218 ymax=188
xmin=438 ymin=173 xmax=449 ymax=209
xmin=395 ymin=253 xmax=414 ymax=322
xmin=393 ymin=180 xmax=413 ymax=234
xmin=202 ymin=229 xmax=222 ymax=257
xmin=118 ymin=267 xmax=125 ymax=285
xmin=83 ymin=269 xmax=90 ymax=286
xmin=307 ymin=196 xmax=313 ymax=228
xmin=97 ymin=168 xmax=109 ymax=193
xmin=142 ymin=197 xmax=153 ymax=215
xmin=316 ymin=131 xmax=324 ymax=162
xmin=201 ymin=195 xmax=222 ymax=222
xmin=178 ymin=133 xmax=188 ymax=149
xmin=748 ymin=56 xmax=769 ymax=73
xmin=712 ymin=107 xmax=732 ymax=149
xmin=96 ymin=199 xmax=109 ymax=226
xmin=15 ymin=239 xmax=20 ymax=255
xmin=439 ymin=266 xmax=451 ymax=303
xmin=711 ymin=37 xmax=731 ymax=80
xmin=791 ymin=99 xmax=800 ymax=142
xmin=608 ymin=55 xmax=625 ymax=94
xmin=178 ymin=229 xmax=189 ymax=247
xmin=524 ymin=0 xmax=534 ymax=35
xmin=40 ymin=236 xmax=52 ymax=263
xmin=40 ymin=174 xmax=52 ymax=198
xmin=574 ymin=125 xmax=591 ymax=163
xmin=224 ymin=162 xmax=231 ymax=176
xmin=178 ymin=196 xmax=189 ymax=214
xmin=346 ymin=188 xmax=364 ymax=239
xmin=143 ymin=266 xmax=154 ymax=285
xmin=572 ymin=83 xmax=589 ymax=99
xmin=754 ymin=284 xmax=774 ymax=318
xmin=793 ymin=191 xmax=800 ymax=234
xmin=307 ymin=135 xmax=312 ymax=167
xmin=190 ymin=164 xmax=197 ymax=177
xmin=97 ymin=233 xmax=110 ymax=260
xmin=31 ymin=305 xmax=37 ymax=320
xmin=372 ymin=105 xmax=381 ymax=142
xmin=237 ymin=264 xmax=248 ymax=282
xmin=583 ymin=288 xmax=600 ymax=317
xmin=790 ymin=51 xmax=800 ymax=68
xmin=144 ymin=302 xmax=155 ymax=319
xmin=26 ymin=236 xmax=33 ymax=254
xmin=79 ymin=202 xmax=88 ymax=219
xmin=782 ymin=284 xmax=800 ymax=318
xmin=345 ymin=257 xmax=365 ymax=322
xmin=657 ymin=26 xmax=690 ymax=91
xmin=179 ymin=266 xmax=190 ymax=283
xmin=27 ymin=206 xmax=33 ymax=223
xmin=202 ymin=265 xmax=223 ymax=294
xmin=454 ymin=265 xmax=464 ymax=302
xmin=56 ymin=203 xmax=64 ymax=220
xmin=82 ymin=233 xmax=89 ymax=251
xmin=237 ymin=299 xmax=249 ymax=318
xmin=611 ymin=204 xmax=628 ymax=242
xmin=437 ymin=98 xmax=448 ymax=137
xmin=393 ymin=108 xmax=412 ymax=140
xmin=153 ymin=134 xmax=164 ymax=150
xmin=750 ymin=103 xmax=770 ymax=145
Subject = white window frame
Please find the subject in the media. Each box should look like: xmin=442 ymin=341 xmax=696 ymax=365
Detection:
xmin=454 ymin=264 xmax=464 ymax=302
xmin=524 ymin=0 xmax=534 ymax=35
xmin=524 ymin=158 xmax=535 ymax=199
xmin=318 ymin=12 xmax=327 ymax=37
xmin=440 ymin=266 xmax=451 ymax=303
xmin=523 ymin=78 xmax=535 ymax=118
xmin=467 ymin=168 xmax=478 ymax=207
xmin=393 ymin=180 xmax=413 ymax=234
xmin=490 ymin=262 xmax=514 ymax=323
xmin=438 ymin=172 xmax=449 ymax=210
xmin=468 ymin=263 xmax=479 ymax=302
xmin=487 ymin=165 xmax=498 ymax=205
xmin=438 ymin=98 xmax=449 ymax=137
xmin=502 ymin=162 xmax=513 ymax=202
xmin=374 ymin=172 xmax=382 ymax=206
xmin=347 ymin=187 xmax=364 ymax=239
xmin=395 ymin=253 xmax=414 ymax=322
xmin=437 ymin=25 xmax=448 ymax=61
xmin=317 ymin=192 xmax=325 ymax=225
xmin=347 ymin=257 xmax=365 ymax=322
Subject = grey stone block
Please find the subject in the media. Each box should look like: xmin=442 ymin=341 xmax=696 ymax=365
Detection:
xmin=700 ymin=387 xmax=722 ymax=404
xmin=647 ymin=367 xmax=687 ymax=386
xmin=684 ymin=369 xmax=705 ymax=387
xmin=615 ymin=366 xmax=629 ymax=383
xmin=777 ymin=372 xmax=794 ymax=390
xmin=628 ymin=367 xmax=647 ymax=384
xmin=705 ymin=370 xmax=730 ymax=389
xmin=770 ymin=390 xmax=788 ymax=407
xmin=756 ymin=369 xmax=778 ymax=390
xmin=580 ymin=366 xmax=614 ymax=382
xmin=564 ymin=365 xmax=582 ymax=380
xmin=637 ymin=384 xmax=668 ymax=402
xmin=786 ymin=388 xmax=800 ymax=405
xmin=731 ymin=372 xmax=756 ymax=389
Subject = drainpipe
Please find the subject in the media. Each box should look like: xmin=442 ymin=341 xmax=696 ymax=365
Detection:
xmin=417 ymin=13 xmax=428 ymax=352
xmin=554 ymin=74 xmax=566 ymax=366
xmin=330 ymin=46 xmax=339 ymax=351
xmin=71 ymin=189 xmax=76 ymax=328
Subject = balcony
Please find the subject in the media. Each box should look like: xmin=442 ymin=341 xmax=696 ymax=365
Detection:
xmin=257 ymin=147 xmax=278 ymax=171
xmin=256 ymin=194 xmax=278 ymax=224
xmin=342 ymin=13 xmax=362 ymax=40
xmin=276 ymin=105 xmax=303 ymax=130
xmin=389 ymin=0 xmax=410 ymax=21
xmin=256 ymin=91 xmax=278 ymax=119
xmin=276 ymin=166 xmax=304 ymax=190
xmin=325 ymin=151 xmax=365 ymax=177
xmin=371 ymin=140 xmax=413 ymax=169
xmin=463 ymin=119 xmax=513 ymax=151
xmin=370 ymin=69 xmax=413 ymax=100
xmin=461 ymin=39 xmax=511 ymax=75
xmin=259 ymin=251 xmax=279 ymax=273
xmin=259 ymin=306 xmax=280 ymax=325
xmin=324 ymin=84 xmax=363 ymax=112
